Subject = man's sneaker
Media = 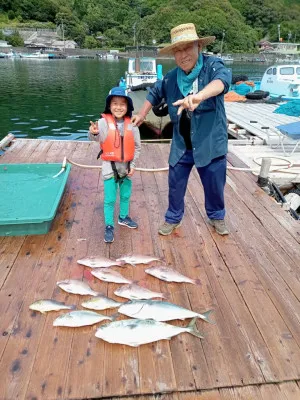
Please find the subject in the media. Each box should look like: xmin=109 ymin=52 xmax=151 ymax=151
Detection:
xmin=158 ymin=220 xmax=182 ymax=236
xmin=208 ymin=219 xmax=229 ymax=235
xmin=104 ymin=225 xmax=114 ymax=243
xmin=118 ymin=216 xmax=138 ymax=229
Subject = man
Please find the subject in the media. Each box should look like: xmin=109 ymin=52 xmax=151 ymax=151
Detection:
xmin=132 ymin=23 xmax=231 ymax=236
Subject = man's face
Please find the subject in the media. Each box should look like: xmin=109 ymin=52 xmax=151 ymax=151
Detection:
xmin=173 ymin=41 xmax=200 ymax=73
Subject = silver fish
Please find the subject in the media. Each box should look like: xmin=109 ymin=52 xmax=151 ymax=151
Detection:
xmin=57 ymin=279 xmax=100 ymax=296
xmin=53 ymin=310 xmax=112 ymax=327
xmin=116 ymin=254 xmax=161 ymax=266
xmin=114 ymin=283 xmax=166 ymax=300
xmin=29 ymin=299 xmax=75 ymax=314
xmin=145 ymin=266 xmax=200 ymax=285
xmin=91 ymin=269 xmax=132 ymax=284
xmin=82 ymin=295 xmax=123 ymax=311
xmin=118 ymin=300 xmax=213 ymax=322
xmin=77 ymin=256 xmax=122 ymax=268
xmin=95 ymin=318 xmax=204 ymax=347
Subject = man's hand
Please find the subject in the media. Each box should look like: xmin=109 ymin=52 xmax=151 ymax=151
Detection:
xmin=127 ymin=168 xmax=135 ymax=177
xmin=173 ymin=92 xmax=205 ymax=115
xmin=131 ymin=114 xmax=145 ymax=127
xmin=89 ymin=120 xmax=99 ymax=135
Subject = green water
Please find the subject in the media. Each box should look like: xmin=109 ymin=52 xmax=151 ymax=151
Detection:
xmin=0 ymin=58 xmax=270 ymax=141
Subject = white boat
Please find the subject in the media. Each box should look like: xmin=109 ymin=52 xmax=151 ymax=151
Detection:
xmin=19 ymin=50 xmax=49 ymax=59
xmin=260 ymin=64 xmax=300 ymax=100
xmin=125 ymin=57 xmax=160 ymax=90
xmin=220 ymin=54 xmax=234 ymax=63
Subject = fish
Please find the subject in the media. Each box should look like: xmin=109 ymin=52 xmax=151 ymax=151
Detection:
xmin=29 ymin=299 xmax=76 ymax=314
xmin=116 ymin=254 xmax=161 ymax=266
xmin=53 ymin=310 xmax=112 ymax=327
xmin=145 ymin=266 xmax=200 ymax=285
xmin=57 ymin=279 xmax=100 ymax=296
xmin=77 ymin=256 xmax=122 ymax=268
xmin=91 ymin=269 xmax=132 ymax=284
xmin=118 ymin=300 xmax=213 ymax=323
xmin=81 ymin=295 xmax=123 ymax=311
xmin=114 ymin=283 xmax=166 ymax=300
xmin=95 ymin=318 xmax=204 ymax=347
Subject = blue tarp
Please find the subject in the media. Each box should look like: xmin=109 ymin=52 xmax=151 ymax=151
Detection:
xmin=274 ymin=100 xmax=300 ymax=117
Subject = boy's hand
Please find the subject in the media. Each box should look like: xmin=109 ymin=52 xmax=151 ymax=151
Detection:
xmin=127 ymin=168 xmax=135 ymax=177
xmin=89 ymin=120 xmax=99 ymax=135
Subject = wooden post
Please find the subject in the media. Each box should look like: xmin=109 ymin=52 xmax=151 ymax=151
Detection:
xmin=257 ymin=157 xmax=271 ymax=187
xmin=0 ymin=133 xmax=15 ymax=150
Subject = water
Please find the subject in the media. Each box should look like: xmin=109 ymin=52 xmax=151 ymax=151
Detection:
xmin=0 ymin=58 xmax=270 ymax=141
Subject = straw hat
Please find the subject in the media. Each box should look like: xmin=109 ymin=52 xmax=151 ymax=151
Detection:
xmin=159 ymin=23 xmax=215 ymax=55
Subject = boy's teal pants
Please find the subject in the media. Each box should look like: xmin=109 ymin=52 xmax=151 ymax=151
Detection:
xmin=103 ymin=177 xmax=132 ymax=226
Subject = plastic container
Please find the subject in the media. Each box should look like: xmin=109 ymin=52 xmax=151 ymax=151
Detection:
xmin=0 ymin=163 xmax=71 ymax=236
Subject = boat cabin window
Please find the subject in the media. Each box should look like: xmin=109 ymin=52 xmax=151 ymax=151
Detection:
xmin=280 ymin=67 xmax=294 ymax=75
xmin=266 ymin=68 xmax=272 ymax=75
xmin=296 ymin=67 xmax=300 ymax=75
xmin=272 ymin=68 xmax=277 ymax=75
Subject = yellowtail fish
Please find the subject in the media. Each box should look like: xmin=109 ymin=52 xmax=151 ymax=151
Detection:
xmin=77 ymin=256 xmax=122 ymax=268
xmin=95 ymin=318 xmax=204 ymax=347
xmin=145 ymin=266 xmax=201 ymax=285
xmin=81 ymin=295 xmax=123 ymax=311
xmin=57 ymin=279 xmax=100 ymax=296
xmin=91 ymin=269 xmax=133 ymax=284
xmin=118 ymin=300 xmax=213 ymax=322
xmin=114 ymin=283 xmax=166 ymax=300
xmin=29 ymin=299 xmax=76 ymax=314
xmin=53 ymin=310 xmax=112 ymax=327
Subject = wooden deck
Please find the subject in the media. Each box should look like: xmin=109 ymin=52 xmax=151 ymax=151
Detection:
xmin=1 ymin=139 xmax=300 ymax=400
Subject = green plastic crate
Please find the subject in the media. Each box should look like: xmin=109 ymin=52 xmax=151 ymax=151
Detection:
xmin=0 ymin=163 xmax=71 ymax=236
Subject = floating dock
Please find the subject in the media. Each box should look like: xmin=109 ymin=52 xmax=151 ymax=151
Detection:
xmin=225 ymin=102 xmax=300 ymax=185
xmin=0 ymin=139 xmax=300 ymax=399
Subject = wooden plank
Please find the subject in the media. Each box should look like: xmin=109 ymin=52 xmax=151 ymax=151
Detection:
xmin=24 ymin=166 xmax=97 ymax=400
xmin=187 ymin=168 xmax=300 ymax=381
xmin=0 ymin=161 xmax=83 ymax=400
xmin=278 ymin=381 xmax=300 ymax=400
xmin=0 ymin=236 xmax=25 ymax=288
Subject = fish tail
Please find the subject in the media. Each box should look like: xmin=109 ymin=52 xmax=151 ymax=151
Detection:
xmin=200 ymin=309 xmax=214 ymax=324
xmin=186 ymin=318 xmax=204 ymax=339
xmin=110 ymin=312 xmax=119 ymax=321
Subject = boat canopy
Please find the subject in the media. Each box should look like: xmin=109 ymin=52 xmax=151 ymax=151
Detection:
xmin=128 ymin=57 xmax=156 ymax=74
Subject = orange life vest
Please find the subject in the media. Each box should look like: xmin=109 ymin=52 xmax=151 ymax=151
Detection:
xmin=100 ymin=114 xmax=135 ymax=162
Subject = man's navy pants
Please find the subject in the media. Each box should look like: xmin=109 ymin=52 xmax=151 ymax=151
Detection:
xmin=165 ymin=150 xmax=226 ymax=223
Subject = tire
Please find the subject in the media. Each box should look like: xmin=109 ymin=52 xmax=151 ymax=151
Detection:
xmin=252 ymin=90 xmax=270 ymax=98
xmin=232 ymin=74 xmax=249 ymax=84
xmin=245 ymin=92 xmax=265 ymax=100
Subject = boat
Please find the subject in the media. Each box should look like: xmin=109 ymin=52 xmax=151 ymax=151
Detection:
xmin=123 ymin=57 xmax=171 ymax=137
xmin=221 ymin=54 xmax=234 ymax=63
xmin=125 ymin=57 xmax=161 ymax=90
xmin=260 ymin=64 xmax=300 ymax=100
xmin=19 ymin=50 xmax=50 ymax=59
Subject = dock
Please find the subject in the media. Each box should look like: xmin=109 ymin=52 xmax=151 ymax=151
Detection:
xmin=0 ymin=139 xmax=300 ymax=400
xmin=225 ymin=102 xmax=300 ymax=185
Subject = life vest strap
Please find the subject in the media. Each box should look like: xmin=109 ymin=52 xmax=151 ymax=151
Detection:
xmin=111 ymin=161 xmax=130 ymax=184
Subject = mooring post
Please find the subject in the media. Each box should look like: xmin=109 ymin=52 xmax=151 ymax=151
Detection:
xmin=257 ymin=158 xmax=271 ymax=188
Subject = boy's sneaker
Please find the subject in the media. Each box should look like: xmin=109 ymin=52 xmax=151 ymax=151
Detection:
xmin=118 ymin=216 xmax=138 ymax=229
xmin=104 ymin=225 xmax=114 ymax=243
xmin=158 ymin=220 xmax=182 ymax=236
xmin=207 ymin=219 xmax=229 ymax=235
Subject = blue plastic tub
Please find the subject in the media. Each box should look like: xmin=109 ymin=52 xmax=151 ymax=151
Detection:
xmin=0 ymin=163 xmax=71 ymax=236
